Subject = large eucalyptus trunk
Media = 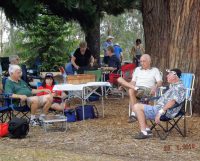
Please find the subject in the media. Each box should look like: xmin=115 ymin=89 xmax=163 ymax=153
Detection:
xmin=142 ymin=0 xmax=200 ymax=113
xmin=85 ymin=18 xmax=100 ymax=64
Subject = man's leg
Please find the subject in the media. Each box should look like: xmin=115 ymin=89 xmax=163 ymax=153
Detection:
xmin=134 ymin=103 xmax=147 ymax=131
xmin=27 ymin=96 xmax=40 ymax=126
xmin=134 ymin=103 xmax=157 ymax=139
xmin=40 ymin=94 xmax=53 ymax=115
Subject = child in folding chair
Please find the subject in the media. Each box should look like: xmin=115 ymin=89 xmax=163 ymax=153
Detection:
xmin=37 ymin=73 xmax=69 ymax=111
xmin=132 ymin=68 xmax=186 ymax=139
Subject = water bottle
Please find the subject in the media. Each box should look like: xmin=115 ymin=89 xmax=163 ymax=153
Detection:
xmin=63 ymin=72 xmax=67 ymax=84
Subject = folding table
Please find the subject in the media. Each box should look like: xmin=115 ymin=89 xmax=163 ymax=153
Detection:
xmin=53 ymin=82 xmax=111 ymax=120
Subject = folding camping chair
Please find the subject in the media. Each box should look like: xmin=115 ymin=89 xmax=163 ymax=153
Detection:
xmin=84 ymin=69 xmax=102 ymax=82
xmin=104 ymin=71 xmax=124 ymax=99
xmin=2 ymin=77 xmax=31 ymax=121
xmin=0 ymin=94 xmax=13 ymax=123
xmin=150 ymin=100 xmax=186 ymax=140
xmin=121 ymin=63 xmax=136 ymax=82
xmin=180 ymin=73 xmax=195 ymax=116
xmin=9 ymin=101 xmax=31 ymax=121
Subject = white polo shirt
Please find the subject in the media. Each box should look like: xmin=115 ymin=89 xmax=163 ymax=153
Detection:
xmin=132 ymin=67 xmax=162 ymax=88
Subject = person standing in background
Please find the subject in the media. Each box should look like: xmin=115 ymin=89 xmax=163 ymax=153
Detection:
xmin=130 ymin=39 xmax=145 ymax=66
xmin=71 ymin=41 xmax=94 ymax=74
xmin=103 ymin=35 xmax=114 ymax=65
xmin=113 ymin=43 xmax=123 ymax=63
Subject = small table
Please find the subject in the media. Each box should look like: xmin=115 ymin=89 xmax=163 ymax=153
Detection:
xmin=40 ymin=115 xmax=68 ymax=132
xmin=53 ymin=82 xmax=111 ymax=120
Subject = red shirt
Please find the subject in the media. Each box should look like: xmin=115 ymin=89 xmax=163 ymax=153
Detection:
xmin=37 ymin=85 xmax=62 ymax=96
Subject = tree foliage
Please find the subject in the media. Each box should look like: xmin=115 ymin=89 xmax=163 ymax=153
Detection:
xmin=100 ymin=10 xmax=144 ymax=60
xmin=4 ymin=15 xmax=82 ymax=71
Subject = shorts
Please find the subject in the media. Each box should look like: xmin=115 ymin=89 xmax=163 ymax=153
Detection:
xmin=144 ymin=104 xmax=159 ymax=120
xmin=136 ymin=86 xmax=151 ymax=99
xmin=27 ymin=95 xmax=47 ymax=107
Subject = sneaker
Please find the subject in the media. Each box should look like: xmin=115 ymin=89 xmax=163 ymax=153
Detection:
xmin=30 ymin=119 xmax=40 ymax=126
xmin=128 ymin=115 xmax=137 ymax=123
xmin=134 ymin=132 xmax=152 ymax=139
xmin=147 ymin=130 xmax=153 ymax=136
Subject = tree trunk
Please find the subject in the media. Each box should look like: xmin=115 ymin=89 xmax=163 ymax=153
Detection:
xmin=142 ymin=0 xmax=200 ymax=113
xmin=85 ymin=18 xmax=100 ymax=65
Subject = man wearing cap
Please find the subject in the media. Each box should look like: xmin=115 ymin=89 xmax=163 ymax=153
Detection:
xmin=132 ymin=68 xmax=186 ymax=139
xmin=103 ymin=35 xmax=114 ymax=64
xmin=5 ymin=65 xmax=53 ymax=126
xmin=71 ymin=41 xmax=95 ymax=74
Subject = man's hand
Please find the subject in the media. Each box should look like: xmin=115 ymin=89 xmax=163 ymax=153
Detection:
xmin=75 ymin=65 xmax=79 ymax=70
xmin=155 ymin=113 xmax=161 ymax=124
xmin=19 ymin=95 xmax=27 ymax=101
xmin=150 ymin=86 xmax=157 ymax=95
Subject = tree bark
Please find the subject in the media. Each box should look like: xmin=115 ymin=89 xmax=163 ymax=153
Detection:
xmin=142 ymin=0 xmax=200 ymax=113
xmin=85 ymin=17 xmax=100 ymax=64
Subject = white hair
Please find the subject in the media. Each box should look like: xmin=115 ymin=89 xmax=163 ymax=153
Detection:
xmin=141 ymin=54 xmax=151 ymax=63
xmin=9 ymin=55 xmax=19 ymax=63
xmin=8 ymin=64 xmax=21 ymax=75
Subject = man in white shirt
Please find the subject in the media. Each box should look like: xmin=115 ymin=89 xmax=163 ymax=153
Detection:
xmin=117 ymin=54 xmax=162 ymax=122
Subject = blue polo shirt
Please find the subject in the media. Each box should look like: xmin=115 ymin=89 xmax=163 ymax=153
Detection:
xmin=113 ymin=45 xmax=122 ymax=60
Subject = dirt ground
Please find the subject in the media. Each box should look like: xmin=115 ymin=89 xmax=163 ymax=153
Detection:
xmin=0 ymin=96 xmax=200 ymax=161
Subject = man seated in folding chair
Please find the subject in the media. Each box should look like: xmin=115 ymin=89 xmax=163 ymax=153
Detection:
xmin=4 ymin=65 xmax=53 ymax=126
xmin=132 ymin=68 xmax=186 ymax=139
xmin=117 ymin=54 xmax=162 ymax=122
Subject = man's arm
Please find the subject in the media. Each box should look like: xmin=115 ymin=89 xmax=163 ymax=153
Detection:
xmin=32 ymin=89 xmax=51 ymax=95
xmin=155 ymin=100 xmax=176 ymax=124
xmin=71 ymin=56 xmax=79 ymax=70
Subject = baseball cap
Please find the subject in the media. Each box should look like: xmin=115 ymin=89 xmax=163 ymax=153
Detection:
xmin=166 ymin=68 xmax=182 ymax=78
xmin=45 ymin=72 xmax=54 ymax=78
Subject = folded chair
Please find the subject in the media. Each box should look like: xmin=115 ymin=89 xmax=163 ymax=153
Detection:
xmin=150 ymin=100 xmax=186 ymax=140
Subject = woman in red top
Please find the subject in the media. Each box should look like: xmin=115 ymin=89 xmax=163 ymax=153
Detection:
xmin=37 ymin=73 xmax=68 ymax=111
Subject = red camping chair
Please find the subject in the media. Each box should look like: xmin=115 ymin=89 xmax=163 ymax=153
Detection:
xmin=121 ymin=63 xmax=136 ymax=82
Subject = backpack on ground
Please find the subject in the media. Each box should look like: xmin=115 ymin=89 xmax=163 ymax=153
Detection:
xmin=8 ymin=117 xmax=29 ymax=139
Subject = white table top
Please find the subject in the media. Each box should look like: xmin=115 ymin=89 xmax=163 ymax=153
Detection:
xmin=53 ymin=82 xmax=111 ymax=91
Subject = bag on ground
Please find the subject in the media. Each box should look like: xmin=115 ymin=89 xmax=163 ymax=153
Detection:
xmin=76 ymin=105 xmax=98 ymax=121
xmin=8 ymin=117 xmax=29 ymax=138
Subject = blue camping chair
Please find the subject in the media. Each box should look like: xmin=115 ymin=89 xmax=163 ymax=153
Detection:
xmin=3 ymin=77 xmax=31 ymax=121
xmin=0 ymin=94 xmax=13 ymax=123
xmin=149 ymin=98 xmax=186 ymax=140
xmin=180 ymin=73 xmax=195 ymax=116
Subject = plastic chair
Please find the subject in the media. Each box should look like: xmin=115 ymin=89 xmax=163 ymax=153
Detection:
xmin=180 ymin=73 xmax=195 ymax=116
